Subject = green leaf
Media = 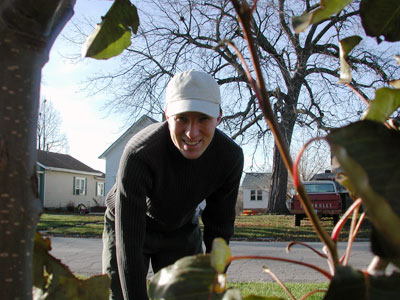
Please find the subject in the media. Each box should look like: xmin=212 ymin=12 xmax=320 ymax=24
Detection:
xmin=148 ymin=254 xmax=221 ymax=299
xmin=338 ymin=36 xmax=362 ymax=83
xmin=324 ymin=265 xmax=400 ymax=299
xmin=335 ymin=171 xmax=358 ymax=200
xmin=32 ymin=231 xmax=52 ymax=291
xmin=82 ymin=23 xmax=132 ymax=59
xmin=363 ymin=88 xmax=400 ymax=123
xmin=326 ymin=120 xmax=400 ymax=259
xmin=82 ymin=0 xmax=139 ymax=59
xmin=32 ymin=232 xmax=110 ymax=300
xmin=211 ymin=238 xmax=232 ymax=273
xmin=360 ymin=0 xmax=400 ymax=43
xmin=292 ymin=0 xmax=354 ymax=33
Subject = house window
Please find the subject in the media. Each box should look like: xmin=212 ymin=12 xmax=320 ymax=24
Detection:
xmin=74 ymin=177 xmax=86 ymax=195
xmin=250 ymin=190 xmax=263 ymax=201
xmin=96 ymin=182 xmax=105 ymax=196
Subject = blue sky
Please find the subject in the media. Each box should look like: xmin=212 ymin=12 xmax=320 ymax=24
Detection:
xmin=41 ymin=0 xmax=125 ymax=172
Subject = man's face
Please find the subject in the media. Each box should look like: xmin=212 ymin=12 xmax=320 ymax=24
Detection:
xmin=166 ymin=111 xmax=221 ymax=159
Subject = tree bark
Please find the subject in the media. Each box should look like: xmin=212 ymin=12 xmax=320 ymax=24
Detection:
xmin=0 ymin=1 xmax=75 ymax=299
xmin=268 ymin=144 xmax=290 ymax=214
xmin=267 ymin=97 xmax=297 ymax=214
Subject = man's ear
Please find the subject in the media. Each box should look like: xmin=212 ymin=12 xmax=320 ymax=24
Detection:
xmin=216 ymin=109 xmax=222 ymax=125
xmin=164 ymin=109 xmax=169 ymax=121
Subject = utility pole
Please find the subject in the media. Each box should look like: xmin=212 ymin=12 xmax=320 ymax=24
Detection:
xmin=43 ymin=98 xmax=47 ymax=151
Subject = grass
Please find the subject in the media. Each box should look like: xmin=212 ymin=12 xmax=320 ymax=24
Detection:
xmin=38 ymin=212 xmax=370 ymax=241
xmin=228 ymin=282 xmax=329 ymax=299
xmin=38 ymin=213 xmax=104 ymax=236
xmin=233 ymin=214 xmax=370 ymax=242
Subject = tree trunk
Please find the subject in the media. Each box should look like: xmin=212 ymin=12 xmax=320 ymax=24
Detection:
xmin=0 ymin=1 xmax=75 ymax=299
xmin=268 ymin=145 xmax=291 ymax=214
xmin=267 ymin=104 xmax=297 ymax=214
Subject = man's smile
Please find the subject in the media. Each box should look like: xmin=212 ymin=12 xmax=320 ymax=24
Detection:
xmin=183 ymin=140 xmax=201 ymax=146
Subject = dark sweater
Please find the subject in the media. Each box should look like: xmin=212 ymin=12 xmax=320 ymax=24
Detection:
xmin=106 ymin=121 xmax=244 ymax=300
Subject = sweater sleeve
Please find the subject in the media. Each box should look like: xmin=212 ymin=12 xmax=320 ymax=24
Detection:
xmin=115 ymin=153 xmax=151 ymax=300
xmin=201 ymin=149 xmax=244 ymax=252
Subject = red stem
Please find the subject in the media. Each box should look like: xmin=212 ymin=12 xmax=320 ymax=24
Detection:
xmin=331 ymin=198 xmax=363 ymax=242
xmin=346 ymin=83 xmax=369 ymax=105
xmin=263 ymin=268 xmax=296 ymax=300
xmin=299 ymin=289 xmax=329 ymax=300
xmin=287 ymin=241 xmax=328 ymax=259
xmin=340 ymin=210 xmax=366 ymax=264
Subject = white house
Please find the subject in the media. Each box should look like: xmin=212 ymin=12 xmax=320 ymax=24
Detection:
xmin=99 ymin=115 xmax=158 ymax=195
xmin=37 ymin=150 xmax=105 ymax=209
xmin=240 ymin=172 xmax=272 ymax=213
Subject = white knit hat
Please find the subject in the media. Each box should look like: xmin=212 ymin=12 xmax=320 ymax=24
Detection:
xmin=165 ymin=70 xmax=221 ymax=117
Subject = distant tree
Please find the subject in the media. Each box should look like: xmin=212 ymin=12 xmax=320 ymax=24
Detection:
xmin=37 ymin=98 xmax=69 ymax=153
xmin=295 ymin=142 xmax=331 ymax=182
xmin=74 ymin=0 xmax=397 ymax=213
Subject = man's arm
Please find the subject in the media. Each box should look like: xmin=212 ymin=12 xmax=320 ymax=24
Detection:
xmin=201 ymin=150 xmax=244 ymax=252
xmin=115 ymin=154 xmax=151 ymax=300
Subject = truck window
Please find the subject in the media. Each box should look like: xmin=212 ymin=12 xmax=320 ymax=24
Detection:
xmin=304 ymin=183 xmax=335 ymax=193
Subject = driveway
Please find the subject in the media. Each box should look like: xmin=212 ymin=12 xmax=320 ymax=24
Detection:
xmin=49 ymin=237 xmax=378 ymax=282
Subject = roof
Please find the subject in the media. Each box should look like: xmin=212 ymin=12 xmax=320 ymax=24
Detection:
xmin=37 ymin=150 xmax=103 ymax=176
xmin=241 ymin=172 xmax=272 ymax=190
xmin=98 ymin=115 xmax=158 ymax=159
xmin=310 ymin=171 xmax=336 ymax=181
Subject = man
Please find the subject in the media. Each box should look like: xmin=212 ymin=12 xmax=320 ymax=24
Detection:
xmin=102 ymin=70 xmax=244 ymax=300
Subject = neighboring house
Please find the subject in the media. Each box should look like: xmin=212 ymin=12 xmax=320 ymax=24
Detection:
xmin=240 ymin=172 xmax=272 ymax=213
xmin=37 ymin=150 xmax=105 ymax=209
xmin=99 ymin=115 xmax=158 ymax=195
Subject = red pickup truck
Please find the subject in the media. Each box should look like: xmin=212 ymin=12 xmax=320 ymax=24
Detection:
xmin=289 ymin=180 xmax=345 ymax=226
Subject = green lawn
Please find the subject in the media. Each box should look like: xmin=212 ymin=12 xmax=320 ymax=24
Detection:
xmin=38 ymin=212 xmax=370 ymax=241
xmin=38 ymin=213 xmax=104 ymax=236
xmin=233 ymin=214 xmax=370 ymax=241
xmin=228 ymin=282 xmax=329 ymax=299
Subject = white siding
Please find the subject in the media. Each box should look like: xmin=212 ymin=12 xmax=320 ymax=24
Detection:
xmin=104 ymin=138 xmax=128 ymax=195
xmin=43 ymin=170 xmax=104 ymax=208
xmin=242 ymin=188 xmax=268 ymax=209
xmin=103 ymin=117 xmax=157 ymax=195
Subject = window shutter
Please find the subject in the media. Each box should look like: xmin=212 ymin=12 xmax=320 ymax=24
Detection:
xmin=95 ymin=182 xmax=98 ymax=196
xmin=84 ymin=178 xmax=87 ymax=195
xmin=73 ymin=176 xmax=76 ymax=195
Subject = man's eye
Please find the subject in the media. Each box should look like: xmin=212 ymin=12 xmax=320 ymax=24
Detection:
xmin=200 ymin=116 xmax=211 ymax=122
xmin=175 ymin=116 xmax=187 ymax=122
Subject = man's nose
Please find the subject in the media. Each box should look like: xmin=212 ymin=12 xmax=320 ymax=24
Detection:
xmin=185 ymin=121 xmax=200 ymax=138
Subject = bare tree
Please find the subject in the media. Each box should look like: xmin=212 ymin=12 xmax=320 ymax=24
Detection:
xmin=293 ymin=140 xmax=331 ymax=181
xmin=37 ymin=98 xmax=69 ymax=153
xmin=74 ymin=0 xmax=397 ymax=213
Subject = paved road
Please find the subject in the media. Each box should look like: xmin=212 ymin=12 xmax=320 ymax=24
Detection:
xmin=49 ymin=237 xmax=375 ymax=282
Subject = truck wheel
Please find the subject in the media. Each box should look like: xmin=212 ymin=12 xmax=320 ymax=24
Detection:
xmin=333 ymin=215 xmax=339 ymax=225
xmin=295 ymin=215 xmax=302 ymax=227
